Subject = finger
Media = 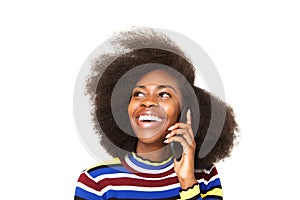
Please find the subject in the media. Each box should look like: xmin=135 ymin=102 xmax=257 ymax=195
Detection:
xmin=166 ymin=129 xmax=194 ymax=147
xmin=185 ymin=109 xmax=195 ymax=143
xmin=167 ymin=123 xmax=194 ymax=147
xmin=164 ymin=134 xmax=189 ymax=150
xmin=164 ymin=129 xmax=195 ymax=148
xmin=168 ymin=122 xmax=194 ymax=143
xmin=186 ymin=109 xmax=195 ymax=142
xmin=166 ymin=128 xmax=191 ymax=141
xmin=186 ymin=109 xmax=192 ymax=125
xmin=169 ymin=136 xmax=193 ymax=155
xmin=168 ymin=122 xmax=192 ymax=132
xmin=181 ymin=130 xmax=195 ymax=148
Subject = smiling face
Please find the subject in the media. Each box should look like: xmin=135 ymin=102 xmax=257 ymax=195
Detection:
xmin=128 ymin=69 xmax=183 ymax=146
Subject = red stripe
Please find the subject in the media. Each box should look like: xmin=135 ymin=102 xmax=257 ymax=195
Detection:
xmin=98 ymin=176 xmax=179 ymax=191
xmin=195 ymin=167 xmax=218 ymax=181
xmin=78 ymin=172 xmax=103 ymax=191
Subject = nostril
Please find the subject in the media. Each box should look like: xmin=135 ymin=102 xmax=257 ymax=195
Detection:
xmin=142 ymin=103 xmax=155 ymax=108
xmin=141 ymin=98 xmax=158 ymax=108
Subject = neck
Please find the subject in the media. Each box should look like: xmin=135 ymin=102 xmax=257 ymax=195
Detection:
xmin=136 ymin=141 xmax=171 ymax=162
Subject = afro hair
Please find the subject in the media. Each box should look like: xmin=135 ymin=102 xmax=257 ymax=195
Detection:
xmin=85 ymin=27 xmax=239 ymax=169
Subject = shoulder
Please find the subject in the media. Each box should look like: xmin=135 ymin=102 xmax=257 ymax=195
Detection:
xmin=75 ymin=157 xmax=127 ymax=199
xmin=78 ymin=157 xmax=125 ymax=182
xmin=86 ymin=157 xmax=122 ymax=172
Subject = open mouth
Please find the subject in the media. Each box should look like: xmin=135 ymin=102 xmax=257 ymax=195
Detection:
xmin=138 ymin=115 xmax=163 ymax=122
xmin=136 ymin=115 xmax=164 ymax=129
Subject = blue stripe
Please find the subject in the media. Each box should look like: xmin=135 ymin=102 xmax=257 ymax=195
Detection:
xmin=199 ymin=178 xmax=221 ymax=193
xmin=103 ymin=187 xmax=181 ymax=199
xmin=89 ymin=166 xmax=131 ymax=178
xmin=129 ymin=154 xmax=173 ymax=170
xmin=75 ymin=187 xmax=103 ymax=200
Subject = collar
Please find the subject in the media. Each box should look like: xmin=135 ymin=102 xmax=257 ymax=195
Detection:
xmin=123 ymin=152 xmax=174 ymax=175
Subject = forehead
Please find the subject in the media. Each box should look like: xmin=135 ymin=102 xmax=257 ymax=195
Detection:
xmin=136 ymin=70 xmax=180 ymax=87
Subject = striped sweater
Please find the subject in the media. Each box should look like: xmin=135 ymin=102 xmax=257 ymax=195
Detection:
xmin=75 ymin=153 xmax=223 ymax=200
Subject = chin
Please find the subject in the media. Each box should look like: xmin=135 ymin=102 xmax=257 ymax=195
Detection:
xmin=136 ymin=133 xmax=166 ymax=145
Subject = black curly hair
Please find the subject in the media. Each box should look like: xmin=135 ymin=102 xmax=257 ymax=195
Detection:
xmin=85 ymin=28 xmax=238 ymax=169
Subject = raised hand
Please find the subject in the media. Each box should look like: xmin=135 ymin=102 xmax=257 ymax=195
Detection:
xmin=164 ymin=109 xmax=198 ymax=189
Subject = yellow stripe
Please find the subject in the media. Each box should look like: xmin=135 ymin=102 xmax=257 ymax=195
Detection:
xmin=132 ymin=152 xmax=173 ymax=166
xmin=201 ymin=188 xmax=223 ymax=198
xmin=86 ymin=157 xmax=121 ymax=171
xmin=179 ymin=184 xmax=200 ymax=199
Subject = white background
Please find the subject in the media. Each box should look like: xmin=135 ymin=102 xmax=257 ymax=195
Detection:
xmin=1 ymin=1 xmax=299 ymax=199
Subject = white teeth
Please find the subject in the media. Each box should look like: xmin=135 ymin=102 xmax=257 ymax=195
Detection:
xmin=139 ymin=115 xmax=162 ymax=122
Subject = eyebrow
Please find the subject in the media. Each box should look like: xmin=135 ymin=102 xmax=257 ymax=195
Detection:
xmin=135 ymin=85 xmax=177 ymax=94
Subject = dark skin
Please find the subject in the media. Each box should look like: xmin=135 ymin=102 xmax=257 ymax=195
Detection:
xmin=128 ymin=70 xmax=197 ymax=189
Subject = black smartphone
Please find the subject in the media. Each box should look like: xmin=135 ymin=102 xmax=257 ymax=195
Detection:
xmin=170 ymin=106 xmax=189 ymax=161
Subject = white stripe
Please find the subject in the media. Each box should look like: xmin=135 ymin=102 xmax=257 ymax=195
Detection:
xmin=197 ymin=174 xmax=220 ymax=185
xmin=99 ymin=183 xmax=181 ymax=196
xmin=93 ymin=171 xmax=177 ymax=182
xmin=194 ymin=165 xmax=215 ymax=174
xmin=76 ymin=182 xmax=102 ymax=197
xmin=125 ymin=156 xmax=174 ymax=174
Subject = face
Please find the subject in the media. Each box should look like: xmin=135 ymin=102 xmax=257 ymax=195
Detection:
xmin=128 ymin=70 xmax=182 ymax=145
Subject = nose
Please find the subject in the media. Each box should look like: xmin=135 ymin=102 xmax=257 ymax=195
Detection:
xmin=141 ymin=96 xmax=158 ymax=108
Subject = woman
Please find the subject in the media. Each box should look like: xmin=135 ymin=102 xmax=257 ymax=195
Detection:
xmin=75 ymin=28 xmax=238 ymax=200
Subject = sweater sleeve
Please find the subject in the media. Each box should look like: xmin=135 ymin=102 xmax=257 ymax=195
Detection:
xmin=201 ymin=165 xmax=223 ymax=200
xmin=178 ymin=165 xmax=223 ymax=200
xmin=74 ymin=169 xmax=104 ymax=200
xmin=179 ymin=183 xmax=202 ymax=199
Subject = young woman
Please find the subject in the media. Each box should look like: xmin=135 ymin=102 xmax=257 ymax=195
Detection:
xmin=74 ymin=28 xmax=238 ymax=200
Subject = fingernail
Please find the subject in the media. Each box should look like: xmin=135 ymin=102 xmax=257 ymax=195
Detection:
xmin=165 ymin=133 xmax=170 ymax=138
xmin=163 ymin=139 xmax=169 ymax=143
xmin=168 ymin=125 xmax=175 ymax=131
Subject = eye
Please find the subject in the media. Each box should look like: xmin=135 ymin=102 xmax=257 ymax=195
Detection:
xmin=133 ymin=91 xmax=145 ymax=98
xmin=158 ymin=92 xmax=171 ymax=98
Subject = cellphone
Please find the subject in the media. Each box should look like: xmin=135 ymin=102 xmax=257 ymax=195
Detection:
xmin=170 ymin=106 xmax=189 ymax=161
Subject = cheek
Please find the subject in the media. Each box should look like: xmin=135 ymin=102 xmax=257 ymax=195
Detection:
xmin=128 ymin=99 xmax=137 ymax=116
xmin=164 ymin=102 xmax=181 ymax=121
